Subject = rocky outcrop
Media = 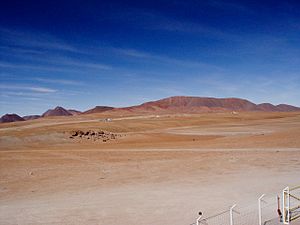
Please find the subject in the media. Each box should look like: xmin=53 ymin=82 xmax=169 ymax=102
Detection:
xmin=68 ymin=130 xmax=123 ymax=142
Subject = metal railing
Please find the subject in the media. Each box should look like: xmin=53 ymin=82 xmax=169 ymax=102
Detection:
xmin=192 ymin=186 xmax=300 ymax=225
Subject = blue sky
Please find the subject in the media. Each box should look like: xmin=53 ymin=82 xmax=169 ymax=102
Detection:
xmin=1 ymin=0 xmax=300 ymax=116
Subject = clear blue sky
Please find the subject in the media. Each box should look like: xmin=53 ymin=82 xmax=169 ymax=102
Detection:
xmin=1 ymin=0 xmax=299 ymax=116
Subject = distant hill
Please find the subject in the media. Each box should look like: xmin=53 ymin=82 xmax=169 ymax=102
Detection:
xmin=256 ymin=103 xmax=278 ymax=111
xmin=0 ymin=114 xmax=25 ymax=123
xmin=23 ymin=115 xmax=41 ymax=120
xmin=275 ymin=104 xmax=300 ymax=112
xmin=68 ymin=109 xmax=82 ymax=115
xmin=42 ymin=106 xmax=72 ymax=117
xmin=116 ymin=96 xmax=300 ymax=113
xmin=256 ymin=103 xmax=300 ymax=112
xmin=2 ymin=96 xmax=300 ymax=123
xmin=83 ymin=106 xmax=114 ymax=114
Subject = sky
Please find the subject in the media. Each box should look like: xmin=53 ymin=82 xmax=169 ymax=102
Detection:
xmin=0 ymin=0 xmax=300 ymax=116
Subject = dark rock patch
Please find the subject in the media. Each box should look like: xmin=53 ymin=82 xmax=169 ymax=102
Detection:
xmin=68 ymin=130 xmax=123 ymax=142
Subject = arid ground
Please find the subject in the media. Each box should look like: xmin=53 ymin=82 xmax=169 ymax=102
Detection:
xmin=1 ymin=112 xmax=300 ymax=225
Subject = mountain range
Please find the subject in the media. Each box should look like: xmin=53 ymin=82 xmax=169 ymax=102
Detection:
xmin=1 ymin=96 xmax=300 ymax=123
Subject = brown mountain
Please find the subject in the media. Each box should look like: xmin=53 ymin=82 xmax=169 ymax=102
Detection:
xmin=0 ymin=114 xmax=25 ymax=123
xmin=275 ymin=104 xmax=300 ymax=112
xmin=256 ymin=103 xmax=278 ymax=111
xmin=117 ymin=96 xmax=300 ymax=113
xmin=68 ymin=109 xmax=82 ymax=115
xmin=42 ymin=106 xmax=72 ymax=117
xmin=23 ymin=115 xmax=41 ymax=120
xmin=2 ymin=97 xmax=300 ymax=122
xmin=83 ymin=106 xmax=114 ymax=114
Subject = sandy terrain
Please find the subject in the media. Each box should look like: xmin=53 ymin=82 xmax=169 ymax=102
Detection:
xmin=0 ymin=112 xmax=300 ymax=225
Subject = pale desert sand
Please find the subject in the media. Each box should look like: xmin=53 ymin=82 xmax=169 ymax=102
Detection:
xmin=0 ymin=112 xmax=300 ymax=225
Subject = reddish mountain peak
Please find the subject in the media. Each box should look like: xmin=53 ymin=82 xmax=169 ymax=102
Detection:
xmin=54 ymin=106 xmax=65 ymax=111
xmin=137 ymin=96 xmax=257 ymax=111
xmin=42 ymin=106 xmax=72 ymax=117
xmin=0 ymin=114 xmax=25 ymax=123
xmin=121 ymin=96 xmax=300 ymax=113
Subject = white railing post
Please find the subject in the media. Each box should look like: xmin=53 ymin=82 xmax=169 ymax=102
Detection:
xmin=196 ymin=212 xmax=202 ymax=225
xmin=283 ymin=186 xmax=290 ymax=224
xmin=230 ymin=204 xmax=236 ymax=225
xmin=258 ymin=194 xmax=265 ymax=225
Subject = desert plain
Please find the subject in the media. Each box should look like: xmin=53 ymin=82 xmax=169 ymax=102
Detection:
xmin=0 ymin=111 xmax=300 ymax=225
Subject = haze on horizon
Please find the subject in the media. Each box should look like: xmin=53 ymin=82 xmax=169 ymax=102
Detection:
xmin=1 ymin=0 xmax=300 ymax=116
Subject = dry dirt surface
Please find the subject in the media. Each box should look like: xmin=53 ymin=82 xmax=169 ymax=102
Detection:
xmin=0 ymin=112 xmax=300 ymax=225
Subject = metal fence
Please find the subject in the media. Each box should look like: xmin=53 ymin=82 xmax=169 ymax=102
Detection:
xmin=193 ymin=190 xmax=288 ymax=225
xmin=198 ymin=210 xmax=231 ymax=225
xmin=289 ymin=186 xmax=300 ymax=223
